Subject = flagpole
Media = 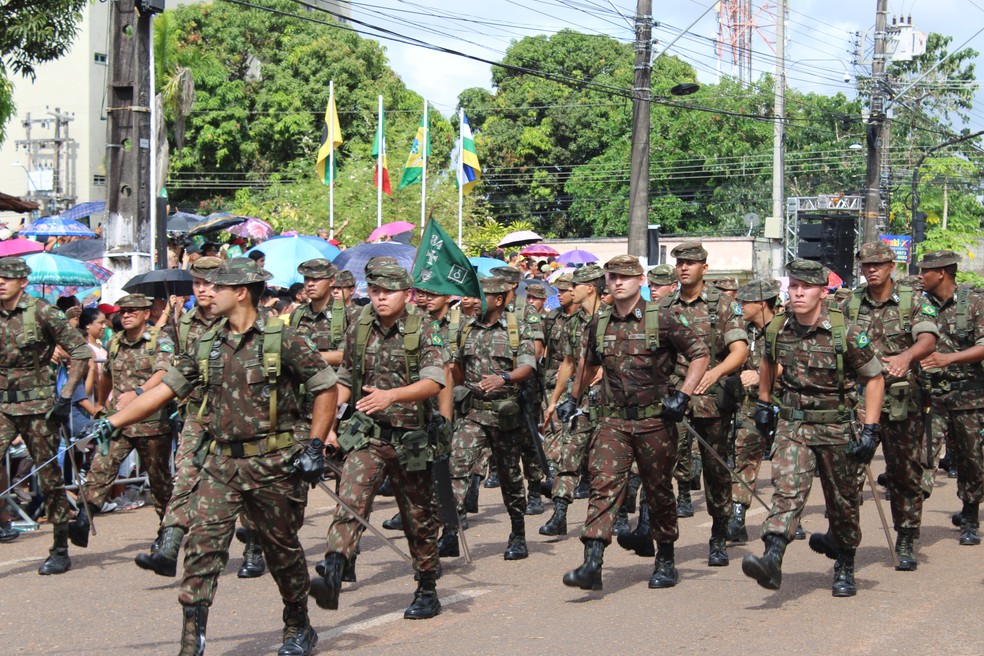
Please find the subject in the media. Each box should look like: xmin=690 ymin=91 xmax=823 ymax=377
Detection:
xmin=457 ymin=108 xmax=464 ymax=247
xmin=420 ymin=99 xmax=428 ymax=230
xmin=329 ymin=80 xmax=336 ymax=239
xmin=377 ymin=94 xmax=383 ymax=229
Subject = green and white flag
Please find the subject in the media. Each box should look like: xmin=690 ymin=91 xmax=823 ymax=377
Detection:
xmin=412 ymin=217 xmax=485 ymax=311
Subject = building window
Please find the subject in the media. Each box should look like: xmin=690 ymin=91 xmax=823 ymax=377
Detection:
xmin=93 ymin=175 xmax=106 ymax=186
xmin=94 ymin=53 xmax=108 ymax=64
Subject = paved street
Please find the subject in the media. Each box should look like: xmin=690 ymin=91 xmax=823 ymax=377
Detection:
xmin=2 ymin=458 xmax=982 ymax=655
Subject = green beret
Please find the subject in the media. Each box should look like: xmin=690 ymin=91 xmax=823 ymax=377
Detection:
xmin=297 ymin=258 xmax=338 ymax=280
xmin=207 ymin=257 xmax=273 ymax=285
xmin=918 ymin=250 xmax=961 ymax=269
xmin=572 ymin=264 xmax=605 ymax=284
xmin=490 ymin=265 xmax=522 ymax=284
xmin=786 ymin=258 xmax=829 ymax=286
xmin=736 ymin=279 xmax=781 ymax=302
xmin=670 ymin=241 xmax=708 ymax=262
xmin=365 ymin=264 xmax=412 ymax=291
xmin=480 ymin=277 xmax=512 ymax=294
xmin=116 ymin=293 xmax=153 ymax=309
xmin=364 ymin=256 xmax=399 ymax=276
xmin=332 ymin=270 xmax=356 ymax=288
xmin=856 ymin=241 xmax=895 ymax=264
xmin=647 ymin=264 xmax=676 ymax=285
xmin=553 ymin=273 xmax=574 ymax=290
xmin=713 ymin=276 xmax=739 ymax=292
xmin=0 ymin=256 xmax=31 ymax=278
xmin=189 ymin=256 xmax=223 ymax=279
xmin=604 ymin=254 xmax=644 ymax=276
xmin=525 ymin=283 xmax=548 ymax=299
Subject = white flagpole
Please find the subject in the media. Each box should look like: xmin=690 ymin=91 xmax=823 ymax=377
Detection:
xmin=420 ymin=99 xmax=428 ymax=230
xmin=457 ymin=108 xmax=464 ymax=247
xmin=329 ymin=80 xmax=335 ymax=239
xmin=377 ymin=94 xmax=383 ymax=229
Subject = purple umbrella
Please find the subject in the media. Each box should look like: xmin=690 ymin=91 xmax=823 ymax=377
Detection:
xmin=556 ymin=249 xmax=598 ymax=265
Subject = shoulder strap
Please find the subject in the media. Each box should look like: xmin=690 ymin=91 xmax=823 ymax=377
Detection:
xmin=705 ymin=285 xmax=721 ymax=367
xmin=645 ymin=301 xmax=660 ymax=352
xmin=177 ymin=308 xmax=196 ymax=349
xmin=447 ymin=306 xmax=462 ymax=356
xmin=848 ymin=290 xmax=862 ymax=323
xmin=22 ymin=296 xmax=41 ymax=345
xmin=262 ymin=317 xmax=284 ymax=435
xmin=288 ymin=306 xmax=302 ymax=328
xmin=506 ymin=311 xmax=520 ymax=368
xmin=594 ymin=305 xmax=614 ymax=402
xmin=514 ymin=295 xmax=526 ymax=317
xmin=403 ymin=313 xmax=425 ymax=425
xmin=352 ymin=307 xmax=375 ymax=402
xmin=765 ymin=312 xmax=789 ymax=362
xmin=828 ymin=309 xmax=847 ymax=413
xmin=898 ymin=284 xmax=912 ymax=333
xmin=108 ymin=332 xmax=123 ymax=361
xmin=331 ymin=301 xmax=346 ymax=345
xmin=147 ymin=327 xmax=160 ymax=355
xmin=957 ymin=286 xmax=971 ymax=341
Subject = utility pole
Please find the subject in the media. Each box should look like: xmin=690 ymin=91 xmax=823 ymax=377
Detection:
xmin=863 ymin=0 xmax=890 ymax=242
xmin=766 ymin=0 xmax=786 ymax=277
xmin=626 ymin=0 xmax=653 ymax=260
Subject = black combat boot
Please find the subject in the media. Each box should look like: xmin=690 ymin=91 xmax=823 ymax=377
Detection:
xmin=951 ymin=510 xmax=964 ymax=528
xmin=539 ymin=498 xmax=568 ymax=536
xmin=831 ymin=549 xmax=857 ymax=597
xmin=612 ymin=507 xmax=630 ymax=535
xmin=278 ymin=602 xmax=317 ymax=656
xmin=676 ymin=482 xmax=694 ymax=518
xmin=342 ymin=554 xmax=357 ymax=582
xmin=150 ymin=527 xmax=164 ymax=554
xmin=741 ymin=533 xmax=788 ymax=590
xmin=0 ymin=520 xmax=19 ymax=543
xmin=794 ymin=525 xmax=806 ymax=540
xmin=895 ymin=528 xmax=917 ymax=571
xmin=437 ymin=528 xmax=460 ymax=557
xmin=617 ymin=502 xmax=654 ymax=557
xmin=67 ymin=502 xmax=92 ymax=548
xmin=708 ymin=516 xmax=730 ymax=566
xmin=382 ymin=512 xmax=403 ymax=530
xmin=624 ymin=474 xmax=641 ymax=514
xmin=309 ymin=552 xmax=346 ymax=610
xmin=237 ymin=529 xmax=266 ymax=578
xmin=503 ymin=517 xmax=528 ymax=560
xmin=525 ymin=486 xmax=544 ymax=515
xmin=178 ymin=604 xmax=208 ymax=656
xmin=38 ymin=523 xmax=71 ymax=575
xmin=135 ymin=525 xmax=185 ymax=577
xmin=464 ymin=474 xmax=481 ymax=513
xmin=808 ymin=530 xmax=839 ymax=560
xmin=378 ymin=475 xmax=395 ymax=497
xmin=727 ymin=502 xmax=748 ymax=543
xmin=649 ymin=542 xmax=679 ymax=589
xmin=562 ymin=539 xmax=604 ymax=591
xmin=404 ymin=570 xmax=442 ymax=619
xmin=959 ymin=503 xmax=981 ymax=545
xmin=484 ymin=465 xmax=499 ymax=488
xmin=573 ymin=471 xmax=591 ymax=500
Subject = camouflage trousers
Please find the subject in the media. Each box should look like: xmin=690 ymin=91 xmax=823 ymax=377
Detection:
xmin=943 ymin=403 xmax=984 ymax=506
xmin=450 ymin=418 xmax=526 ymax=521
xmin=582 ymin=416 xmax=679 ymax=545
xmin=85 ymin=431 xmax=173 ymax=519
xmin=879 ymin=412 xmax=930 ymax=530
xmin=677 ymin=415 xmax=733 ymax=520
xmin=761 ymin=424 xmax=862 ymax=548
xmin=520 ymin=432 xmax=545 ymax=486
xmin=927 ymin=397 xmax=950 ymax=496
xmin=732 ymin=406 xmax=767 ymax=508
xmin=0 ymin=412 xmax=70 ymax=525
xmin=179 ymin=447 xmax=308 ymax=607
xmin=550 ymin=419 xmax=592 ymax=504
xmin=325 ymin=439 xmax=440 ymax=574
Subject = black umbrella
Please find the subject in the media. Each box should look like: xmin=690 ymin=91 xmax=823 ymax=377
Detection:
xmin=52 ymin=238 xmax=105 ymax=262
xmin=123 ymin=268 xmax=194 ymax=298
xmin=188 ymin=212 xmax=246 ymax=236
xmin=167 ymin=211 xmax=205 ymax=233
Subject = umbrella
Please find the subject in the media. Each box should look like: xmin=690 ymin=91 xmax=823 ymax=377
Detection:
xmin=248 ymin=237 xmax=341 ymax=288
xmin=520 ymin=244 xmax=559 ymax=258
xmin=498 ymin=230 xmax=542 ymax=249
xmin=263 ymin=235 xmax=341 ymax=260
xmin=367 ymin=221 xmax=415 ymax=243
xmin=27 ymin=284 xmax=101 ymax=304
xmin=21 ymin=216 xmax=98 ymax=238
xmin=123 ymin=268 xmax=194 ymax=298
xmin=58 ymin=201 xmax=105 ymax=222
xmin=166 ymin=211 xmax=205 ymax=233
xmin=228 ymin=217 xmax=274 ymax=241
xmin=189 ymin=212 xmax=247 ymax=236
xmin=827 ymin=270 xmax=844 ymax=289
xmin=332 ymin=242 xmax=416 ymax=289
xmin=52 ymin=238 xmax=105 ymax=261
xmin=517 ymin=279 xmax=559 ymax=311
xmin=556 ymin=248 xmax=598 ymax=265
xmin=468 ymin=257 xmax=506 ymax=277
xmin=0 ymin=238 xmax=45 ymax=256
xmin=83 ymin=261 xmax=113 ymax=284
xmin=547 ymin=266 xmax=576 ymax=283
xmin=23 ymin=252 xmax=98 ymax=287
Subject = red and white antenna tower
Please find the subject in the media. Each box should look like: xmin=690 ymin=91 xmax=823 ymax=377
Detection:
xmin=716 ymin=0 xmax=776 ymax=85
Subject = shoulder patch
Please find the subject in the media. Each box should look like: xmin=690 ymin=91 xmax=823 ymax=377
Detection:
xmin=303 ymin=336 xmax=317 ymax=352
xmin=527 ymin=313 xmax=540 ymax=323
xmin=159 ymin=341 xmax=174 ymax=353
xmin=732 ymin=302 xmax=743 ymax=316
xmin=431 ymin=333 xmax=444 ymax=347
xmin=856 ymin=332 xmax=870 ymax=348
xmin=920 ymin=304 xmax=937 ymax=317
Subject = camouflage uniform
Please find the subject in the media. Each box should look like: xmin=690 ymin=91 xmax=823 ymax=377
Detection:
xmin=540 ymin=279 xmax=576 ymax=467
xmin=0 ymin=256 xmax=91 ymax=573
xmin=85 ymin=294 xmax=176 ymax=518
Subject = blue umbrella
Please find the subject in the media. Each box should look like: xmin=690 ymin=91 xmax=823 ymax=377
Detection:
xmin=469 ymin=256 xmax=506 ymax=277
xmin=58 ymin=201 xmax=105 ymax=222
xmin=263 ymin=235 xmax=340 ymax=260
xmin=167 ymin=211 xmax=205 ymax=233
xmin=24 ymin=252 xmax=98 ymax=287
xmin=248 ymin=237 xmax=340 ymax=288
xmin=21 ymin=216 xmax=98 ymax=238
xmin=332 ymin=242 xmax=416 ymax=290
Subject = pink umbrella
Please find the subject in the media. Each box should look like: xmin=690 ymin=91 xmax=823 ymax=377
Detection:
xmin=0 ymin=238 xmax=45 ymax=256
xmin=227 ymin=217 xmax=274 ymax=241
xmin=367 ymin=221 xmax=415 ymax=243
xmin=520 ymin=244 xmax=559 ymax=257
xmin=83 ymin=261 xmax=114 ymax=284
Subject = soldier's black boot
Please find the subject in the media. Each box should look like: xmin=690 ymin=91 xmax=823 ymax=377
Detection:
xmin=525 ymin=486 xmax=544 ymax=515
xmin=278 ymin=602 xmax=317 ymax=656
xmin=676 ymin=482 xmax=694 ymax=518
xmin=404 ymin=571 xmax=442 ymax=619
xmin=484 ymin=465 xmax=499 ymax=488
xmin=808 ymin=530 xmax=839 ymax=560
xmin=562 ymin=539 xmax=604 ymax=591
xmin=741 ymin=533 xmax=788 ymax=590
xmin=378 ymin=475 xmax=395 ymax=497
xmin=237 ymin=529 xmax=266 ymax=578
xmin=0 ymin=520 xmax=19 ymax=543
xmin=309 ymin=552 xmax=346 ymax=610
xmin=613 ymin=507 xmax=630 ymax=535
xmin=649 ymin=542 xmax=679 ymax=589
xmin=464 ymin=474 xmax=481 ymax=513
xmin=708 ymin=517 xmax=730 ymax=566
xmin=539 ymin=498 xmax=568 ymax=536
xmin=38 ymin=523 xmax=71 ymax=575
xmin=727 ymin=502 xmax=748 ymax=543
xmin=895 ymin=528 xmax=917 ymax=571
xmin=178 ymin=604 xmax=208 ymax=656
xmin=150 ymin=527 xmax=164 ymax=554
xmin=617 ymin=501 xmax=654 ymax=557
xmin=624 ymin=473 xmax=641 ymax=514
xmin=959 ymin=503 xmax=981 ymax=545
xmin=691 ymin=455 xmax=703 ymax=490
xmin=437 ymin=528 xmax=460 ymax=557
xmin=503 ymin=517 xmax=529 ymax=560
xmin=342 ymin=554 xmax=357 ymax=582
xmin=135 ymin=526 xmax=185 ymax=577
xmin=573 ymin=471 xmax=591 ymax=499
xmin=67 ymin=502 xmax=92 ymax=548
xmin=382 ymin=512 xmax=403 ymax=530
xmin=831 ymin=549 xmax=857 ymax=597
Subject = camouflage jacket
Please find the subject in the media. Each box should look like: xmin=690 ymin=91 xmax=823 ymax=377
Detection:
xmin=584 ymin=297 xmax=708 ymax=409
xmin=105 ymin=328 xmax=175 ymax=437
xmin=177 ymin=306 xmax=217 ymax=408
xmin=925 ymin=285 xmax=984 ymax=409
xmin=162 ymin=313 xmax=337 ymax=442
xmin=543 ymin=307 xmax=575 ymax=388
xmin=509 ymin=297 xmax=545 ymax=344
xmin=0 ymin=295 xmax=91 ymax=417
xmin=336 ymin=307 xmax=446 ymax=429
xmin=289 ymin=301 xmax=335 ymax=353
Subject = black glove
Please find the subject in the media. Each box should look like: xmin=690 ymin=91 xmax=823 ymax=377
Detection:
xmin=660 ymin=391 xmax=690 ymax=423
xmin=847 ymin=423 xmax=880 ymax=464
xmin=754 ymin=400 xmax=775 ymax=436
xmin=291 ymin=438 xmax=326 ymax=485
xmin=556 ymin=394 xmax=578 ymax=423
xmin=77 ymin=418 xmax=117 ymax=456
xmin=51 ymin=396 xmax=72 ymax=423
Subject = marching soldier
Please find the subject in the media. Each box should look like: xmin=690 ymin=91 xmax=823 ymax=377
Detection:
xmin=647 ymin=264 xmax=677 ymax=300
xmin=539 ymin=273 xmax=577 ymax=482
xmin=0 ymin=256 xmax=91 ymax=575
xmin=562 ymin=255 xmax=709 ymax=591
xmin=742 ymin=259 xmax=884 ymax=597
xmin=330 ymin=269 xmax=357 ymax=310
xmin=525 ymin=282 xmax=549 ymax=313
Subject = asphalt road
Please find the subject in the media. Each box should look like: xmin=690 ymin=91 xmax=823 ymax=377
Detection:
xmin=2 ymin=457 xmax=982 ymax=656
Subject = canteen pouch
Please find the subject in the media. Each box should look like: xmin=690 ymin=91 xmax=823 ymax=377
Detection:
xmin=453 ymin=386 xmax=472 ymax=415
xmin=496 ymin=400 xmax=523 ymax=431
xmin=337 ymin=411 xmax=375 ymax=453
xmin=396 ymin=429 xmax=431 ymax=472
xmin=715 ymin=374 xmax=744 ymax=413
xmin=192 ymin=430 xmax=214 ymax=469
xmin=427 ymin=416 xmax=453 ymax=459
xmin=885 ymin=381 xmax=911 ymax=422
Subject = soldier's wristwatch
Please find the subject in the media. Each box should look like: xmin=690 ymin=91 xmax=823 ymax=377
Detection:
xmin=501 ymin=373 xmax=511 ymax=383
xmin=134 ymin=388 xmax=144 ymax=396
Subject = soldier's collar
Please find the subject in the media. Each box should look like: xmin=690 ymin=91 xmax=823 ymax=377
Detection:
xmin=610 ymin=298 xmax=646 ymax=322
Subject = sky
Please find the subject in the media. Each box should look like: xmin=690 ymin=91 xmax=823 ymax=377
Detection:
xmin=338 ymin=0 xmax=984 ymax=129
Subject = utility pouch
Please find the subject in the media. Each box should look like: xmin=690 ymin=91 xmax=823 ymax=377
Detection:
xmin=496 ymin=400 xmax=523 ymax=431
xmin=453 ymin=386 xmax=472 ymax=415
xmin=337 ymin=411 xmax=375 ymax=453
xmin=192 ymin=430 xmax=214 ymax=470
xmin=885 ymin=381 xmax=911 ymax=422
xmin=715 ymin=374 xmax=744 ymax=413
xmin=427 ymin=417 xmax=453 ymax=459
xmin=396 ymin=429 xmax=431 ymax=472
